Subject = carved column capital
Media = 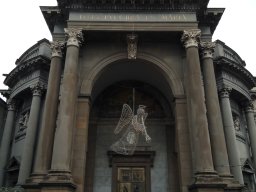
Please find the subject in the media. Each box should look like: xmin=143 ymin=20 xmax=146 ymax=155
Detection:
xmin=30 ymin=82 xmax=45 ymax=96
xmin=64 ymin=28 xmax=84 ymax=47
xmin=245 ymin=100 xmax=254 ymax=112
xmin=7 ymin=99 xmax=16 ymax=111
xmin=181 ymin=29 xmax=201 ymax=48
xmin=219 ymin=87 xmax=232 ymax=98
xmin=200 ymin=41 xmax=216 ymax=59
xmin=127 ymin=34 xmax=138 ymax=59
xmin=50 ymin=40 xmax=65 ymax=58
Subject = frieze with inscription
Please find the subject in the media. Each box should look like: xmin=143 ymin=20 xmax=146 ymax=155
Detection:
xmin=70 ymin=12 xmax=197 ymax=23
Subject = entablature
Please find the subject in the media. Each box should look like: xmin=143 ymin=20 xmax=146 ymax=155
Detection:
xmin=4 ymin=56 xmax=50 ymax=89
xmin=215 ymin=57 xmax=255 ymax=91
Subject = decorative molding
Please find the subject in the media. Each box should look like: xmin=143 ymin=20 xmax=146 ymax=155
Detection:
xmin=127 ymin=34 xmax=138 ymax=59
xmin=107 ymin=151 xmax=155 ymax=167
xmin=219 ymin=87 xmax=232 ymax=98
xmin=50 ymin=40 xmax=65 ymax=58
xmin=18 ymin=110 xmax=30 ymax=131
xmin=64 ymin=28 xmax=84 ymax=47
xmin=200 ymin=41 xmax=215 ymax=59
xmin=30 ymin=82 xmax=45 ymax=96
xmin=181 ymin=29 xmax=201 ymax=48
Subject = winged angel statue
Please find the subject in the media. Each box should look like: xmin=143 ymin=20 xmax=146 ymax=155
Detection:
xmin=111 ymin=104 xmax=151 ymax=155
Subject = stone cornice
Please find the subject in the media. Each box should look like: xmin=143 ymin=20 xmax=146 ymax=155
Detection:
xmin=4 ymin=56 xmax=50 ymax=88
xmin=57 ymin=0 xmax=209 ymax=11
xmin=198 ymin=8 xmax=224 ymax=34
xmin=214 ymin=57 xmax=256 ymax=89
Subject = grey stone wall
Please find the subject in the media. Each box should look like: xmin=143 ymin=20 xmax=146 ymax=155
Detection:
xmin=0 ymin=98 xmax=6 ymax=144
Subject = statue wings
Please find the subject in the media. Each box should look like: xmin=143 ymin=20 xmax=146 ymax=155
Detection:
xmin=111 ymin=104 xmax=151 ymax=155
xmin=114 ymin=104 xmax=133 ymax=134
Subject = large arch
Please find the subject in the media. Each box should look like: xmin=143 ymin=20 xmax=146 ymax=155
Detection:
xmin=79 ymin=52 xmax=185 ymax=103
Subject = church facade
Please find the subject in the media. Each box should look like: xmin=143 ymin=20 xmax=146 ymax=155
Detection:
xmin=0 ymin=0 xmax=256 ymax=192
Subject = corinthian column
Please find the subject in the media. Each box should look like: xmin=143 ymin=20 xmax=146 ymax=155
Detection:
xmin=30 ymin=41 xmax=64 ymax=182
xmin=17 ymin=83 xmax=45 ymax=185
xmin=181 ymin=30 xmax=216 ymax=176
xmin=0 ymin=100 xmax=16 ymax=186
xmin=49 ymin=28 xmax=83 ymax=181
xmin=219 ymin=88 xmax=244 ymax=184
xmin=245 ymin=101 xmax=256 ymax=169
xmin=200 ymin=42 xmax=231 ymax=177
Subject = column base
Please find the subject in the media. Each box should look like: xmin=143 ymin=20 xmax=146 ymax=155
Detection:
xmin=39 ymin=170 xmax=76 ymax=192
xmin=219 ymin=174 xmax=243 ymax=192
xmin=22 ymin=173 xmax=47 ymax=192
xmin=189 ymin=171 xmax=226 ymax=192
xmin=25 ymin=172 xmax=47 ymax=184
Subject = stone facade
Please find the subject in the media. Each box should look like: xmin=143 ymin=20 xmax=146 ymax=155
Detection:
xmin=0 ymin=98 xmax=6 ymax=143
xmin=0 ymin=1 xmax=256 ymax=192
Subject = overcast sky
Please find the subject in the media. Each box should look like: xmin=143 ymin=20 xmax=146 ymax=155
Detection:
xmin=0 ymin=0 xmax=255 ymax=100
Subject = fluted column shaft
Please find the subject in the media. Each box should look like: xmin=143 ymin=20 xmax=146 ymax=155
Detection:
xmin=17 ymin=83 xmax=44 ymax=185
xmin=0 ymin=100 xmax=16 ymax=186
xmin=181 ymin=30 xmax=215 ymax=174
xmin=245 ymin=101 xmax=256 ymax=169
xmin=32 ymin=41 xmax=64 ymax=178
xmin=200 ymin=42 xmax=231 ymax=176
xmin=50 ymin=29 xmax=83 ymax=173
xmin=219 ymin=88 xmax=244 ymax=184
